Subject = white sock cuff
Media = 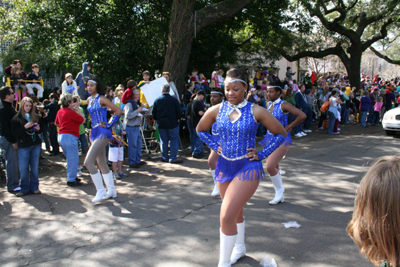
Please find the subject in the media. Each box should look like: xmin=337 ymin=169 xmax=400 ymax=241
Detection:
xmin=210 ymin=169 xmax=215 ymax=178
xmin=270 ymin=172 xmax=281 ymax=179
xmin=237 ymin=220 xmax=245 ymax=227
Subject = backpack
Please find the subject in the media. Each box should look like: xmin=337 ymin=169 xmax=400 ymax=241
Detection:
xmin=320 ymin=101 xmax=330 ymax=112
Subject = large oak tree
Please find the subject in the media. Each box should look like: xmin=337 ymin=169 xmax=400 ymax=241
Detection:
xmin=270 ymin=0 xmax=400 ymax=89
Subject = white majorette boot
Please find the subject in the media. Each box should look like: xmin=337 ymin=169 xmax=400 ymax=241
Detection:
xmin=211 ymin=169 xmax=220 ymax=196
xmin=269 ymin=172 xmax=284 ymax=205
xmin=102 ymin=171 xmax=117 ymax=199
xmin=230 ymin=220 xmax=246 ymax=264
xmin=91 ymin=171 xmax=107 ymax=203
xmin=218 ymin=229 xmax=237 ymax=267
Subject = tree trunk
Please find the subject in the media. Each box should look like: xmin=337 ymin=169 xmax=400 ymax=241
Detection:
xmin=346 ymin=51 xmax=363 ymax=90
xmin=163 ymin=0 xmax=253 ymax=96
xmin=163 ymin=0 xmax=195 ymax=99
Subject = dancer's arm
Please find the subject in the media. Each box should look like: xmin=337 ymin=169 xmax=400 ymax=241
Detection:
xmin=281 ymin=102 xmax=306 ymax=132
xmin=253 ymin=105 xmax=286 ymax=137
xmin=196 ymin=104 xmax=221 ymax=152
xmin=98 ymin=96 xmax=123 ymax=128
xmin=247 ymin=105 xmax=287 ymax=161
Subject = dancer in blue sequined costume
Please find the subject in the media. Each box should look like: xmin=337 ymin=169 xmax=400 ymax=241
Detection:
xmin=196 ymin=69 xmax=287 ymax=267
xmin=83 ymin=78 xmax=123 ymax=203
xmin=261 ymin=86 xmax=306 ymax=205
xmin=208 ymin=88 xmax=225 ymax=197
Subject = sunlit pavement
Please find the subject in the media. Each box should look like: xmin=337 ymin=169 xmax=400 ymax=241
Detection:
xmin=0 ymin=123 xmax=389 ymax=266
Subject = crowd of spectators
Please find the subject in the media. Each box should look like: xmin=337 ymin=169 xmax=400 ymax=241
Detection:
xmin=1 ymin=59 xmax=400 ymax=198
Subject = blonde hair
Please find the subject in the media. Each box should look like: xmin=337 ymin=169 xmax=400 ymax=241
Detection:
xmin=16 ymin=97 xmax=38 ymax=123
xmin=347 ymin=156 xmax=400 ymax=267
xmin=378 ymin=96 xmax=383 ymax=102
xmin=11 ymin=66 xmax=19 ymax=75
xmin=114 ymin=88 xmax=123 ymax=98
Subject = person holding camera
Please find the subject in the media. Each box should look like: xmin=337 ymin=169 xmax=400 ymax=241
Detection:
xmin=11 ymin=97 xmax=42 ymax=197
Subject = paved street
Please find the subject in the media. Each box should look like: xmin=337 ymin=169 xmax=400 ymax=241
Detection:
xmin=0 ymin=123 xmax=396 ymax=267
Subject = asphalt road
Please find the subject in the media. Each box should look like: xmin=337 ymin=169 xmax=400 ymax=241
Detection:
xmin=0 ymin=123 xmax=396 ymax=267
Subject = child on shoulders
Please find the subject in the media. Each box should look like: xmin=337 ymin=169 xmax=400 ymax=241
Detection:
xmin=121 ymin=80 xmax=141 ymax=110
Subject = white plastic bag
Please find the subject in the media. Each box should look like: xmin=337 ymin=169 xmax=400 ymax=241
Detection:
xmin=260 ymin=256 xmax=277 ymax=267
xmin=282 ymin=221 xmax=301 ymax=228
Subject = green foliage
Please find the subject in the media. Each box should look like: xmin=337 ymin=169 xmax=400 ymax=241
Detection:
xmin=1 ymin=0 xmax=289 ymax=84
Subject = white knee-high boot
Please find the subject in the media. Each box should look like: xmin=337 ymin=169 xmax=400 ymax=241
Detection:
xmin=211 ymin=169 xmax=220 ymax=196
xmin=269 ymin=172 xmax=284 ymax=205
xmin=230 ymin=220 xmax=246 ymax=264
xmin=218 ymin=229 xmax=237 ymax=267
xmin=90 ymin=171 xmax=107 ymax=203
xmin=102 ymin=172 xmax=117 ymax=199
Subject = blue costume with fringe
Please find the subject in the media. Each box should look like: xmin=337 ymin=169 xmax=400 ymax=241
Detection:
xmin=198 ymin=100 xmax=285 ymax=183
xmin=259 ymin=99 xmax=292 ymax=147
xmin=88 ymin=95 xmax=120 ymax=142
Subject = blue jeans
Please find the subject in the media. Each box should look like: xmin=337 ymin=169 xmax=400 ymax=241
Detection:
xmin=126 ymin=125 xmax=142 ymax=165
xmin=327 ymin=111 xmax=336 ymax=134
xmin=79 ymin=134 xmax=88 ymax=157
xmin=187 ymin=120 xmax=196 ymax=151
xmin=192 ymin=128 xmax=204 ymax=155
xmin=58 ymin=134 xmax=79 ymax=182
xmin=201 ymin=84 xmax=210 ymax=94
xmin=304 ymin=109 xmax=313 ymax=130
xmin=0 ymin=136 xmax=20 ymax=191
xmin=360 ymin=111 xmax=368 ymax=127
xmin=18 ymin=144 xmax=41 ymax=194
xmin=373 ymin=111 xmax=380 ymax=125
xmin=343 ymin=108 xmax=349 ymax=123
xmin=294 ymin=119 xmax=303 ymax=134
xmin=194 ymin=84 xmax=201 ymax=92
xmin=159 ymin=126 xmax=180 ymax=161
xmin=367 ymin=104 xmax=375 ymax=124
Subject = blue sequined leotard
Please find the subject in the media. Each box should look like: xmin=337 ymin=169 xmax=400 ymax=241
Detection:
xmin=88 ymin=95 xmax=112 ymax=142
xmin=213 ymin=100 xmax=263 ymax=183
xmin=198 ymin=100 xmax=285 ymax=183
xmin=259 ymin=99 xmax=292 ymax=147
xmin=211 ymin=122 xmax=220 ymax=144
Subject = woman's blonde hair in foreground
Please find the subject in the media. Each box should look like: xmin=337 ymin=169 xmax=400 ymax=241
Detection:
xmin=347 ymin=156 xmax=400 ymax=267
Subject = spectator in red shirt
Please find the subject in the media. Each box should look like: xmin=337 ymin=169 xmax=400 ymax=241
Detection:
xmin=4 ymin=59 xmax=27 ymax=78
xmin=55 ymin=94 xmax=85 ymax=186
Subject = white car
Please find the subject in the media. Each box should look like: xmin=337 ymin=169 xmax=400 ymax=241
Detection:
xmin=382 ymin=106 xmax=400 ymax=135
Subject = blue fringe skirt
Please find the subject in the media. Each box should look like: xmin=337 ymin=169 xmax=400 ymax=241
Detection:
xmin=259 ymin=131 xmax=292 ymax=147
xmin=215 ymin=156 xmax=265 ymax=184
xmin=90 ymin=127 xmax=112 ymax=142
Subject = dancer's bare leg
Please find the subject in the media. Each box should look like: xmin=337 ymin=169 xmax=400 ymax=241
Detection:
xmin=266 ymin=144 xmax=289 ymax=176
xmin=219 ymin=177 xmax=260 ymax=235
xmin=208 ymin=150 xmax=219 ymax=170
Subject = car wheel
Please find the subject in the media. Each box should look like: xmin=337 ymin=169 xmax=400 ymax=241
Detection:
xmin=385 ymin=130 xmax=396 ymax=136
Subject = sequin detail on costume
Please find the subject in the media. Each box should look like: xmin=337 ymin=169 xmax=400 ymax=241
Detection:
xmin=88 ymin=95 xmax=112 ymax=142
xmin=211 ymin=122 xmax=220 ymax=144
xmin=259 ymin=99 xmax=292 ymax=147
xmin=202 ymin=101 xmax=264 ymax=183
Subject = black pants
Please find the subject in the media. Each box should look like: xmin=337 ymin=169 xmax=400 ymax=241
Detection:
xmin=318 ymin=112 xmax=327 ymax=128
xmin=49 ymin=123 xmax=59 ymax=154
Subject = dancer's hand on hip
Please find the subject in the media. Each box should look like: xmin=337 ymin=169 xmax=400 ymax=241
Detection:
xmin=246 ymin=148 xmax=259 ymax=161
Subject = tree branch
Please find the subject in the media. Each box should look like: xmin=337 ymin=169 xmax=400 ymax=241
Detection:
xmin=304 ymin=0 xmax=358 ymax=43
xmin=195 ymin=0 xmax=252 ymax=32
xmin=369 ymin=47 xmax=400 ymax=65
xmin=278 ymin=44 xmax=348 ymax=63
xmin=361 ymin=18 xmax=393 ymax=51
xmin=236 ymin=33 xmax=255 ymax=49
